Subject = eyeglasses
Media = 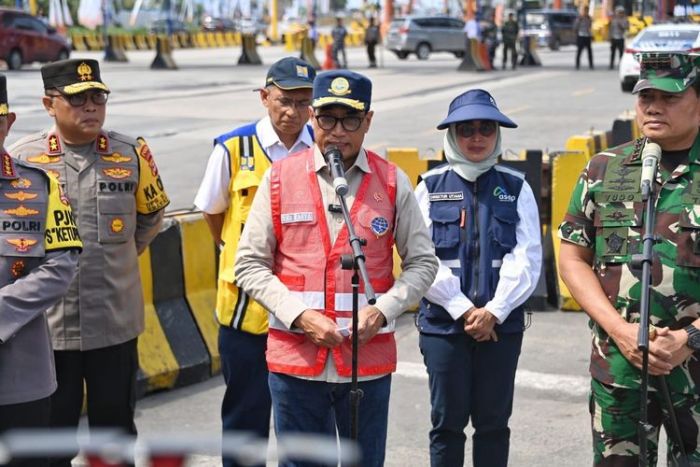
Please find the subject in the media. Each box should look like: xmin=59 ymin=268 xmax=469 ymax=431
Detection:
xmin=47 ymin=91 xmax=109 ymax=107
xmin=274 ymin=97 xmax=311 ymax=111
xmin=456 ymin=121 xmax=498 ymax=138
xmin=315 ymin=114 xmax=363 ymax=132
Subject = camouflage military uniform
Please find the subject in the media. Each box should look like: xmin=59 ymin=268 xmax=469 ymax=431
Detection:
xmin=559 ymin=135 xmax=700 ymax=465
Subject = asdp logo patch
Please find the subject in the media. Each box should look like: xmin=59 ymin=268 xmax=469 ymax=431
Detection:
xmin=493 ymin=186 xmax=516 ymax=202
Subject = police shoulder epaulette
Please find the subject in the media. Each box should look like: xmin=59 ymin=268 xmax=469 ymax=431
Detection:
xmin=107 ymin=130 xmax=139 ymax=148
xmin=10 ymin=131 xmax=47 ymax=149
xmin=13 ymin=158 xmax=51 ymax=181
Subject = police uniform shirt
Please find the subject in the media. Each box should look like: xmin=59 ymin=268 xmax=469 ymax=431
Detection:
xmin=9 ymin=129 xmax=169 ymax=351
xmin=414 ymin=169 xmax=542 ymax=323
xmin=194 ymin=116 xmax=313 ymax=215
xmin=0 ymin=161 xmax=82 ymax=405
xmin=235 ymin=146 xmax=438 ymax=382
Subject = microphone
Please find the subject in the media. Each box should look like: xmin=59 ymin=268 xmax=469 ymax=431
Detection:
xmin=324 ymin=145 xmax=349 ymax=196
xmin=640 ymin=141 xmax=661 ymax=196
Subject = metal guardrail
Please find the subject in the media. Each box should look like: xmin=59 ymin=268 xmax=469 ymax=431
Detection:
xmin=0 ymin=429 xmax=360 ymax=466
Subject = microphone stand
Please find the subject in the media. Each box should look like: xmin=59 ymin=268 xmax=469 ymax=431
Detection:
xmin=633 ymin=181 xmax=688 ymax=467
xmin=330 ymin=155 xmax=376 ymax=450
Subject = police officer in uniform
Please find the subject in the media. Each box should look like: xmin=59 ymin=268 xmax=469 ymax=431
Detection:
xmin=415 ymin=89 xmax=542 ymax=467
xmin=559 ymin=51 xmax=700 ymax=465
xmin=0 ymin=74 xmax=82 ymax=467
xmin=193 ymin=56 xmax=315 ymax=467
xmin=9 ymin=59 xmax=169 ymax=467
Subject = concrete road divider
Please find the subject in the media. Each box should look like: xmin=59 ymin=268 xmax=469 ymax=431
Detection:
xmin=300 ymin=37 xmax=320 ymax=70
xmin=148 ymin=221 xmax=211 ymax=388
xmin=150 ymin=36 xmax=178 ymax=70
xmin=519 ymin=35 xmax=542 ymax=67
xmin=104 ymin=35 xmax=128 ymax=63
xmin=549 ymin=151 xmax=587 ymax=311
xmin=238 ymin=33 xmax=262 ymax=65
xmin=611 ymin=112 xmax=641 ymax=147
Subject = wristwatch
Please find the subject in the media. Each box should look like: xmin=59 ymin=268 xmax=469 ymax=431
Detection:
xmin=684 ymin=325 xmax=700 ymax=352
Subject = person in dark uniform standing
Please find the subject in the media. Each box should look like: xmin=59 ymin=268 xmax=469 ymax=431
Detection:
xmin=501 ymin=12 xmax=519 ymax=70
xmin=415 ymin=89 xmax=542 ymax=467
xmin=9 ymin=59 xmax=170 ymax=467
xmin=364 ymin=17 xmax=380 ymax=68
xmin=0 ymin=74 xmax=82 ymax=467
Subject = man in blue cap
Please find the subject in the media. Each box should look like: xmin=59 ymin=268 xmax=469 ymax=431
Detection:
xmin=416 ymin=88 xmax=542 ymax=467
xmin=234 ymin=69 xmax=438 ymax=466
xmin=194 ymin=56 xmax=316 ymax=467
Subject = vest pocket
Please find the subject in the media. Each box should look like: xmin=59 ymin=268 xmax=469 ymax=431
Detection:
xmin=490 ymin=208 xmax=518 ymax=250
xmin=677 ymin=206 xmax=700 ymax=267
xmin=97 ymin=194 xmax=135 ymax=243
xmin=429 ymin=203 xmax=461 ymax=248
xmin=232 ymin=170 xmax=260 ymax=221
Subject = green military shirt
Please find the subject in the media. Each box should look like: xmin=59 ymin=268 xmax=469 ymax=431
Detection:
xmin=559 ymin=136 xmax=700 ymax=393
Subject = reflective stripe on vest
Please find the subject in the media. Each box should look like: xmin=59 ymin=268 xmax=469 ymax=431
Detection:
xmin=268 ymin=148 xmax=398 ymax=377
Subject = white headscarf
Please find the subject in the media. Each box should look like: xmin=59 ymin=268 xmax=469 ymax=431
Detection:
xmin=443 ymin=124 xmax=502 ymax=182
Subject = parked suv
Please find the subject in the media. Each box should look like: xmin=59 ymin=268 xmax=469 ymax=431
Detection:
xmin=521 ymin=9 xmax=578 ymax=50
xmin=385 ymin=16 xmax=466 ymax=60
xmin=0 ymin=8 xmax=70 ymax=70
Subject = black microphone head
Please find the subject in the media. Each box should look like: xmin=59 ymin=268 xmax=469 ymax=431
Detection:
xmin=323 ymin=145 xmax=342 ymax=161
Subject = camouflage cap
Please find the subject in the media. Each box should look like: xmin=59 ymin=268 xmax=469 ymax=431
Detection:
xmin=632 ymin=51 xmax=700 ymax=94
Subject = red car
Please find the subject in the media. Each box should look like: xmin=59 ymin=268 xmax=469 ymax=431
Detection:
xmin=0 ymin=8 xmax=70 ymax=70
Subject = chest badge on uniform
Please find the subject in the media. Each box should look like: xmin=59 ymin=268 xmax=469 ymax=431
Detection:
xmin=370 ymin=216 xmax=389 ymax=237
xmin=7 ymin=237 xmax=37 ymax=253
xmin=10 ymin=178 xmax=31 ymax=189
xmin=4 ymin=205 xmax=39 ymax=217
xmin=4 ymin=191 xmax=37 ymax=201
xmin=27 ymin=154 xmax=60 ymax=164
xmin=605 ymin=232 xmax=625 ymax=254
xmin=101 ymin=154 xmax=131 ymax=163
xmin=10 ymin=259 xmax=25 ymax=278
xmin=110 ymin=218 xmax=124 ymax=233
xmin=103 ymin=168 xmax=132 ymax=179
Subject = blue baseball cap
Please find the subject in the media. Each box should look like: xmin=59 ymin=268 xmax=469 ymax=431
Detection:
xmin=312 ymin=70 xmax=371 ymax=112
xmin=264 ymin=57 xmax=316 ymax=90
xmin=437 ymin=89 xmax=517 ymax=130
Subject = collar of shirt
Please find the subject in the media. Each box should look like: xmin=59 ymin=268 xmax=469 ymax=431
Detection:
xmin=255 ymin=116 xmax=313 ymax=162
xmin=313 ymin=146 xmax=372 ymax=176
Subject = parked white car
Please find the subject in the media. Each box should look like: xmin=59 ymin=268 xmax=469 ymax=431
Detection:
xmin=619 ymin=23 xmax=700 ymax=92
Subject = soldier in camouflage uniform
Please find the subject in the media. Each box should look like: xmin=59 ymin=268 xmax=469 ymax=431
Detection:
xmin=559 ymin=51 xmax=700 ymax=466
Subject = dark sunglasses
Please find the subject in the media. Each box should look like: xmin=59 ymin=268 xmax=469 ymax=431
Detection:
xmin=315 ymin=114 xmax=363 ymax=132
xmin=48 ymin=91 xmax=109 ymax=107
xmin=456 ymin=121 xmax=498 ymax=138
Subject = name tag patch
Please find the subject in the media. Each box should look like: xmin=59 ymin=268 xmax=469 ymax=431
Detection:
xmin=281 ymin=212 xmax=315 ymax=224
xmin=429 ymin=192 xmax=464 ymax=202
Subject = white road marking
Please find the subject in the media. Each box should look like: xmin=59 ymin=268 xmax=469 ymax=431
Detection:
xmin=396 ymin=361 xmax=589 ymax=397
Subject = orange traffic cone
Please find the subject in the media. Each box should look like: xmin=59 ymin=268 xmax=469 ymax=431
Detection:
xmin=323 ymin=44 xmax=336 ymax=70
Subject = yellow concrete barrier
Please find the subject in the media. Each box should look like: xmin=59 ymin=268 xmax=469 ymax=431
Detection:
xmin=550 ymin=151 xmax=588 ymax=311
xmin=565 ymin=134 xmax=596 ymax=162
xmin=70 ymin=33 xmax=87 ymax=51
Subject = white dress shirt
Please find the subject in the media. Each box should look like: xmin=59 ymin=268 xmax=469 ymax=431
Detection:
xmin=193 ymin=116 xmax=313 ymax=214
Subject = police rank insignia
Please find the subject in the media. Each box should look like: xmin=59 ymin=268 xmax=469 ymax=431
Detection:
xmin=27 ymin=154 xmax=60 ymax=164
xmin=4 ymin=191 xmax=37 ymax=201
xmin=77 ymin=62 xmax=93 ymax=81
xmin=47 ymin=134 xmax=62 ymax=154
xmin=97 ymin=134 xmax=109 ymax=153
xmin=7 ymin=237 xmax=37 ymax=252
xmin=370 ymin=216 xmax=389 ymax=237
xmin=103 ymin=168 xmax=132 ymax=179
xmin=4 ymin=206 xmax=39 ymax=217
xmin=101 ymin=154 xmax=132 ymax=163
xmin=329 ymin=77 xmax=351 ymax=96
xmin=1 ymin=153 xmax=16 ymax=178
xmin=10 ymin=178 xmax=31 ymax=189
xmin=110 ymin=218 xmax=124 ymax=233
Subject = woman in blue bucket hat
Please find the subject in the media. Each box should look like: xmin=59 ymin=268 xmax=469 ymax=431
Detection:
xmin=414 ymin=89 xmax=543 ymax=467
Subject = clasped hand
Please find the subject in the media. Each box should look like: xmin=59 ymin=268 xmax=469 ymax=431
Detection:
xmin=611 ymin=322 xmax=693 ymax=375
xmin=293 ymin=306 xmax=387 ymax=348
xmin=463 ymin=307 xmax=498 ymax=342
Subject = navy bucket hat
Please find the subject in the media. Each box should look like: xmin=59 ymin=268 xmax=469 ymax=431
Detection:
xmin=437 ymin=89 xmax=517 ymax=130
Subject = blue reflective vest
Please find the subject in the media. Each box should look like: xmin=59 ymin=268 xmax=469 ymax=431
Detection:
xmin=418 ymin=164 xmax=526 ymax=335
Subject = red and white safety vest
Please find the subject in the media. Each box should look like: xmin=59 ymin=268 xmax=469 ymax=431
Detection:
xmin=268 ymin=148 xmax=397 ymax=377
